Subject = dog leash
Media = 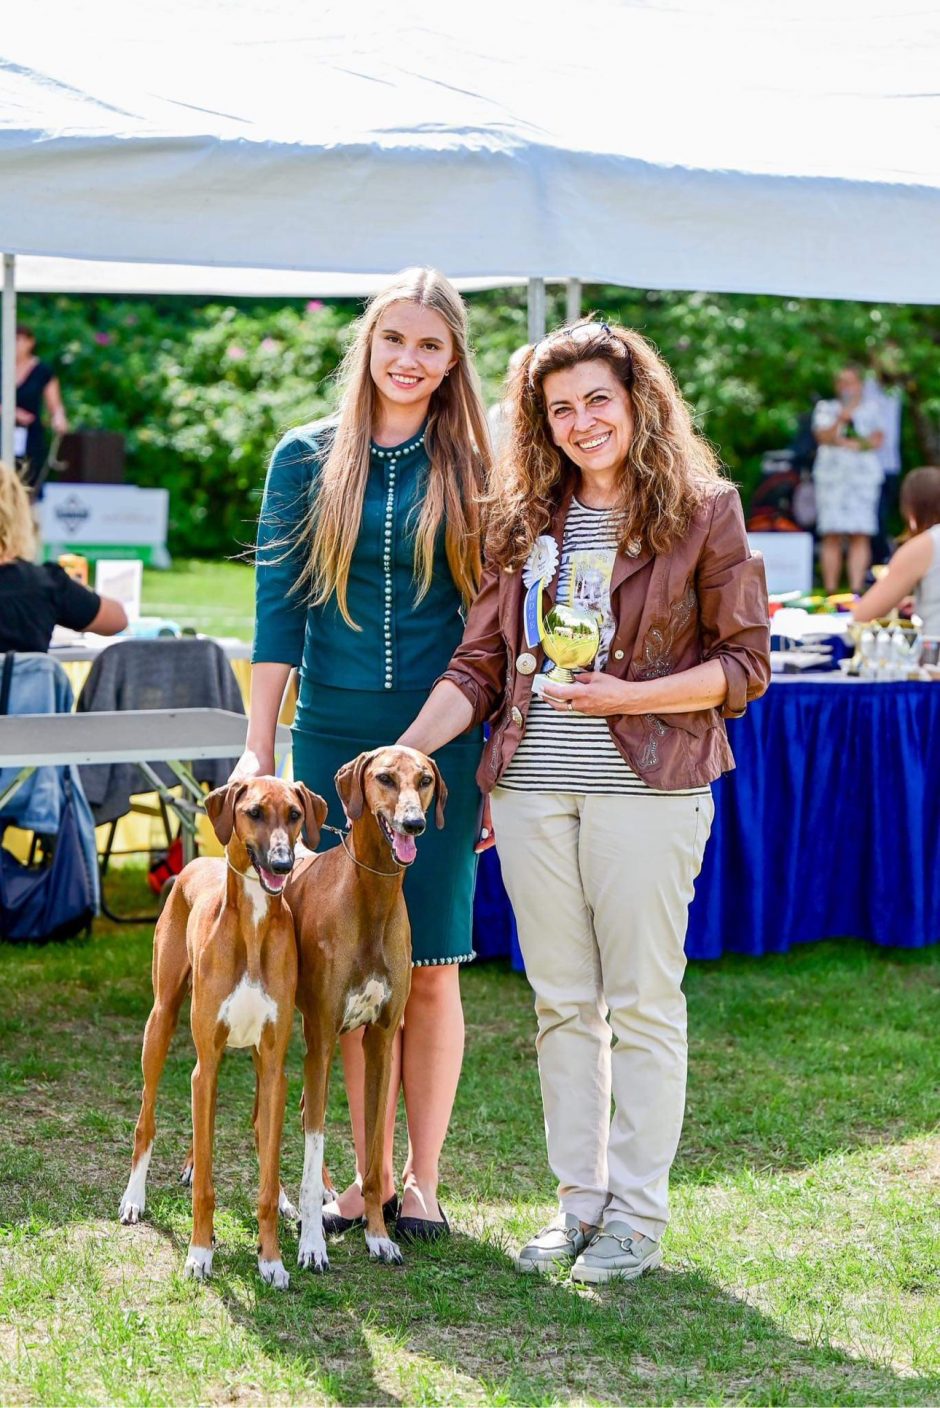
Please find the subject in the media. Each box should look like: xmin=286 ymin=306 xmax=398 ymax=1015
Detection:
xmin=322 ymin=822 xmax=402 ymax=879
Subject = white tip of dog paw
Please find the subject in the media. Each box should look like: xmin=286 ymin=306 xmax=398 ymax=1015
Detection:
xmin=258 ymin=1257 xmax=290 ymax=1289
xmin=118 ymin=1199 xmax=141 ymax=1225
xmin=297 ymin=1238 xmax=329 ymax=1274
xmin=278 ymin=1188 xmax=299 ymax=1222
xmin=179 ymin=1167 xmax=194 ymax=1188
xmin=183 ymin=1245 xmax=213 ymax=1280
xmin=366 ymin=1233 xmax=403 ymax=1265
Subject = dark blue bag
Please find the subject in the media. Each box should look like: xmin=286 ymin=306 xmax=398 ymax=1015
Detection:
xmin=0 ymin=777 xmax=97 ymax=943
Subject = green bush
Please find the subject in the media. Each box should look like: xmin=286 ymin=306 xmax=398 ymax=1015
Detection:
xmin=16 ymin=287 xmax=940 ymax=556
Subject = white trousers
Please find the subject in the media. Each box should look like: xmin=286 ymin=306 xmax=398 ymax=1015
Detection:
xmin=490 ymin=786 xmax=714 ymax=1239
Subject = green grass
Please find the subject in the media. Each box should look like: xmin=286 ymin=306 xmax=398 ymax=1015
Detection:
xmin=1 ymin=871 xmax=939 ymax=1405
xmin=142 ymin=559 xmax=255 ymax=642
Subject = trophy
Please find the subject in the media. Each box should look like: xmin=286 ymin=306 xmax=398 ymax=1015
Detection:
xmin=531 ymin=600 xmax=602 ymax=699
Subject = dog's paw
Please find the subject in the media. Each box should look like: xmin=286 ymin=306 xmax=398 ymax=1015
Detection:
xmin=297 ymin=1232 xmax=329 ymax=1273
xmin=179 ymin=1162 xmax=194 ymax=1188
xmin=278 ymin=1187 xmax=299 ymax=1223
xmin=365 ymin=1233 xmax=404 ymax=1265
xmin=183 ymin=1245 xmax=213 ymax=1281
xmin=258 ymin=1257 xmax=290 ymax=1290
xmin=118 ymin=1196 xmax=142 ymax=1225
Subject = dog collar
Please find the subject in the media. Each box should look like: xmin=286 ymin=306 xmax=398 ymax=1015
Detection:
xmin=226 ymin=857 xmax=264 ymax=885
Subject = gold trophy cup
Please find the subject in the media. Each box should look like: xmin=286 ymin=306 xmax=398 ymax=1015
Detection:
xmin=531 ymin=601 xmax=602 ymax=698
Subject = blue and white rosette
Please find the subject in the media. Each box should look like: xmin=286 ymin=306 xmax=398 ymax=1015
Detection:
xmin=522 ymin=535 xmax=559 ymax=591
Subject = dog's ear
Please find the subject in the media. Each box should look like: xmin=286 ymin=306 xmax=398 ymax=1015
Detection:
xmin=427 ymin=756 xmax=448 ymax=830
xmin=335 ymin=751 xmax=371 ymax=822
xmin=293 ymin=783 xmax=328 ymax=849
xmin=205 ymin=781 xmax=247 ymax=846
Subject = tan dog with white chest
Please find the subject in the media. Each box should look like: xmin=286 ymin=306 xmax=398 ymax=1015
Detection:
xmin=285 ymin=745 xmax=446 ymax=1272
xmin=118 ymin=775 xmax=327 ymax=1289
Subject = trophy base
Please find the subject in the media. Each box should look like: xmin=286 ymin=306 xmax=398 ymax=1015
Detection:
xmin=531 ymin=668 xmax=574 ymax=699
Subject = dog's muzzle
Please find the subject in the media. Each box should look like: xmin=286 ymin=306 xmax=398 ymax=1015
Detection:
xmin=248 ymin=845 xmax=294 ymax=894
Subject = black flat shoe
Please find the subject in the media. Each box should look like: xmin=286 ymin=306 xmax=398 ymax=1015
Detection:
xmin=396 ymin=1206 xmax=451 ymax=1244
xmin=320 ymin=1194 xmax=399 ymax=1236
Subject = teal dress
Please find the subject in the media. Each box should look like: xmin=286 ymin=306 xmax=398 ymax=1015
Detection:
xmin=252 ymin=419 xmax=482 ymax=965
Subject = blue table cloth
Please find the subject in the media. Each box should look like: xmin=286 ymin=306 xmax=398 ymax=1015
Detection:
xmin=472 ymin=679 xmax=940 ymax=964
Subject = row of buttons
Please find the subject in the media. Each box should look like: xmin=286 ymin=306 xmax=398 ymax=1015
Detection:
xmin=383 ymin=464 xmax=396 ymax=689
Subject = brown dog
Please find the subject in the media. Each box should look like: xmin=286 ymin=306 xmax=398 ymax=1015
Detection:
xmin=118 ymin=776 xmax=327 ymax=1289
xmin=285 ymin=745 xmax=446 ymax=1271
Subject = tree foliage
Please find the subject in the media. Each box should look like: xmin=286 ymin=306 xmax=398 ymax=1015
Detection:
xmin=16 ymin=286 xmax=940 ymax=555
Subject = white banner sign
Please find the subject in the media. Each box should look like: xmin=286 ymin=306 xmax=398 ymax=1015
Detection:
xmin=38 ymin=484 xmax=169 ymax=547
xmin=747 ymin=532 xmax=815 ymax=595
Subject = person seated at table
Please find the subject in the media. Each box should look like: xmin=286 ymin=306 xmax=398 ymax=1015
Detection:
xmin=851 ymin=466 xmax=940 ymax=635
xmin=400 ymin=319 xmax=770 ymax=1284
xmin=0 ymin=462 xmax=127 ymax=652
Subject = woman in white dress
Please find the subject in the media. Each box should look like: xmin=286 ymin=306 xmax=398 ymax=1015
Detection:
xmin=812 ymin=365 xmax=885 ymax=593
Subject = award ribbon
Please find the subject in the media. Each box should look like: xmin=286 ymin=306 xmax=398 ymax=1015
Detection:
xmin=523 ymin=578 xmax=545 ymax=650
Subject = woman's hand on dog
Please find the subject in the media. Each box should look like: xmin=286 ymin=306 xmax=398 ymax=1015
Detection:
xmin=229 ymin=747 xmax=274 ymax=782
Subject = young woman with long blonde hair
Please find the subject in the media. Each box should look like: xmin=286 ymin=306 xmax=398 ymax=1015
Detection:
xmin=235 ymin=268 xmax=491 ymax=1242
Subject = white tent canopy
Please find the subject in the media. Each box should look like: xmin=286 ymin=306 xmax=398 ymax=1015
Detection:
xmin=3 ymin=0 xmax=940 ymax=302
xmin=2 ymin=1 xmax=940 ymax=461
xmin=10 ymin=258 xmax=534 ymax=299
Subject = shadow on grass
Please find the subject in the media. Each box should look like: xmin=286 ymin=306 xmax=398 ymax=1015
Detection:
xmin=200 ymin=1219 xmax=935 ymax=1405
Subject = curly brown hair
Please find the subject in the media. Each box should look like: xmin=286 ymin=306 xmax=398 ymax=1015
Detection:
xmin=485 ymin=319 xmax=725 ymax=570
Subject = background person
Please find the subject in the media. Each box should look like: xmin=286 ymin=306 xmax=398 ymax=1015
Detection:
xmin=812 ymin=364 xmax=885 ymax=593
xmin=864 ymin=344 xmax=905 ymax=564
xmin=0 ymin=326 xmax=70 ymax=493
xmin=851 ymin=466 xmax=940 ymax=636
xmin=0 ymin=463 xmax=127 ymax=650
xmin=400 ymin=320 xmax=770 ymax=1284
xmin=236 ymin=267 xmax=491 ymax=1241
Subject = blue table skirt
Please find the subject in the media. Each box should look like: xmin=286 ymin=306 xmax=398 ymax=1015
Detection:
xmin=472 ymin=680 xmax=940 ymax=964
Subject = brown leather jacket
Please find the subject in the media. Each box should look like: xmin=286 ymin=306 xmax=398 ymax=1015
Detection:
xmin=439 ymin=482 xmax=771 ymax=793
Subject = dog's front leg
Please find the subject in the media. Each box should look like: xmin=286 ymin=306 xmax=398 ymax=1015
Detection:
xmin=296 ymin=1029 xmax=332 ymax=1273
xmin=253 ymin=1040 xmax=290 ymax=1289
xmin=184 ymin=1039 xmax=222 ymax=1281
xmin=361 ymin=1021 xmax=403 ymax=1265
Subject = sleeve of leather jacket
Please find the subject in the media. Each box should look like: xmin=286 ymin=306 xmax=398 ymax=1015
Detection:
xmin=435 ymin=561 xmax=508 ymax=727
xmin=697 ymin=488 xmax=771 ymax=719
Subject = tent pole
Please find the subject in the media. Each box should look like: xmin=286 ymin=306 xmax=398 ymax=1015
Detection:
xmin=527 ymin=277 xmax=546 ymax=343
xmin=1 ymin=255 xmax=15 ymax=469
xmin=566 ymin=278 xmax=582 ymax=322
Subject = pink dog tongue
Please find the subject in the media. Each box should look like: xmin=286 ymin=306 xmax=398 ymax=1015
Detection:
xmin=259 ymin=867 xmax=286 ymax=892
xmin=392 ymin=833 xmax=417 ymax=865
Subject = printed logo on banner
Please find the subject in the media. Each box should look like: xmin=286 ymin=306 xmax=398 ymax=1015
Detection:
xmin=54 ymin=495 xmax=91 ymax=536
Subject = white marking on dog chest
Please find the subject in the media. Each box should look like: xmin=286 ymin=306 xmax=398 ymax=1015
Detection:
xmin=217 ymin=976 xmax=278 ymax=1049
xmin=340 ymin=976 xmax=391 ymax=1033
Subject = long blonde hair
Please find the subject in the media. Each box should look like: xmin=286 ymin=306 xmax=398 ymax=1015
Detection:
xmin=485 ymin=318 xmax=724 ymax=570
xmin=302 ymin=268 xmax=490 ymax=628
xmin=0 ymin=462 xmax=36 ymax=562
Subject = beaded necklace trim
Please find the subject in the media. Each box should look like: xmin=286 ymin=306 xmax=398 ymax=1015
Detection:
xmin=369 ymin=429 xmax=427 ymax=461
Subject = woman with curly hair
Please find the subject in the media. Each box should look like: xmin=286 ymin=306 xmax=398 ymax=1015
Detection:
xmin=401 ymin=319 xmax=770 ymax=1283
xmin=237 ymin=268 xmax=491 ymax=1243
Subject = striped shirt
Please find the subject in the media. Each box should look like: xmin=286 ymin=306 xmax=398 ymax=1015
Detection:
xmin=500 ymin=499 xmax=709 ymax=797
